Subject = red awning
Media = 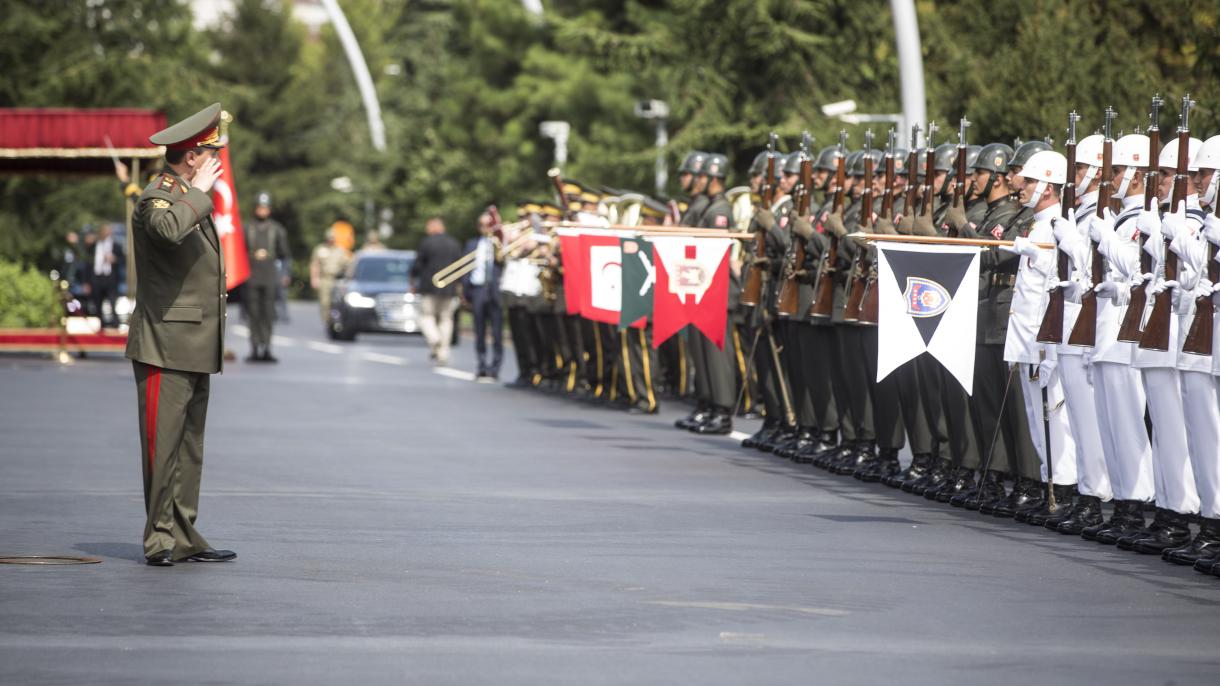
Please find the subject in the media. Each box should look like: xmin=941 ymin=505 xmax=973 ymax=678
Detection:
xmin=0 ymin=108 xmax=167 ymax=175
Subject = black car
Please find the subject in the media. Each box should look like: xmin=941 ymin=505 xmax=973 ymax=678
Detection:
xmin=327 ymin=250 xmax=419 ymax=341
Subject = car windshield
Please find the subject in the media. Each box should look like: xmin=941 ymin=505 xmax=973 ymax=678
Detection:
xmin=353 ymin=257 xmax=413 ymax=284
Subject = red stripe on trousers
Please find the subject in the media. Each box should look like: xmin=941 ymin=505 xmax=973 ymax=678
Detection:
xmin=146 ymin=366 xmax=161 ymax=474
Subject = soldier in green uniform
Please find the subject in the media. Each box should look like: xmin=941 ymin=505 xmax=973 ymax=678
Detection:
xmin=126 ymin=103 xmax=236 ymax=567
xmin=310 ymin=228 xmax=351 ymax=328
xmin=244 ymin=191 xmax=291 ymax=362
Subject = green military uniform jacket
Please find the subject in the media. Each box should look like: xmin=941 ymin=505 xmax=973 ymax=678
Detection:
xmin=245 ymin=218 xmax=291 ymax=289
xmin=698 ymin=192 xmax=742 ymax=314
xmin=124 ymin=171 xmax=227 ymax=375
xmin=960 ymin=196 xmax=1022 ymax=344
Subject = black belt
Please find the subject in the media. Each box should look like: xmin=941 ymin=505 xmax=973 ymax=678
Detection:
xmin=991 ymin=273 xmax=1016 ymax=287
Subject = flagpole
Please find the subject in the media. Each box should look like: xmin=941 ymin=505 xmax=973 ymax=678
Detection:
xmin=847 ymin=232 xmax=1054 ymax=249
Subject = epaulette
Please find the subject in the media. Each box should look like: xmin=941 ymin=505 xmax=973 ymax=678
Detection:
xmin=158 ymin=173 xmax=178 ymax=191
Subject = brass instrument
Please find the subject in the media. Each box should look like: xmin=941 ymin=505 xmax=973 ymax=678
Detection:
xmin=430 ymin=219 xmax=534 ymax=289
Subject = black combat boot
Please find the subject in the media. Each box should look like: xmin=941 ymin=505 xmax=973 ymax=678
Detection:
xmin=675 ymin=403 xmax=709 ymax=430
xmin=954 ymin=470 xmax=1005 ymax=510
xmin=693 ymin=408 xmax=732 ymax=435
xmin=741 ymin=420 xmax=775 ymax=449
xmin=934 ymin=468 xmax=975 ymax=503
xmin=858 ymin=448 xmax=900 ymax=483
xmin=1128 ymin=509 xmax=1193 ymax=554
xmin=1194 ymin=553 xmax=1220 ymax=576
xmin=1026 ymin=484 xmax=1076 ymax=526
xmin=883 ymin=452 xmax=931 ymax=489
xmin=794 ymin=431 xmax=835 ymax=465
xmin=908 ymin=458 xmax=952 ymax=495
xmin=1087 ymin=500 xmax=1146 ymax=544
xmin=1162 ymin=517 xmax=1220 ymax=565
xmin=777 ymin=428 xmax=814 ymax=459
xmin=813 ymin=441 xmax=853 ymax=470
xmin=992 ymin=477 xmax=1042 ymax=518
xmin=759 ymin=425 xmax=796 ymax=453
xmin=832 ymin=440 xmax=875 ymax=476
xmin=1055 ymin=495 xmax=1105 ymax=535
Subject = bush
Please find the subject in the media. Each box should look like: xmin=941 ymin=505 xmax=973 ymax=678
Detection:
xmin=0 ymin=260 xmax=59 ymax=329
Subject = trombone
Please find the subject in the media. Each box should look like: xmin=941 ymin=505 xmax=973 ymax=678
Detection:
xmin=431 ymin=219 xmax=540 ymax=289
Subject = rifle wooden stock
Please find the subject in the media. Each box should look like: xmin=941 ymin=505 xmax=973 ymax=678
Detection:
xmin=778 ymin=145 xmax=815 ymax=317
xmin=1183 ymin=241 xmax=1218 ymax=355
xmin=1068 ymin=117 xmax=1115 ymax=348
xmin=844 ymin=150 xmax=875 ymax=322
xmin=1116 ymin=121 xmax=1160 ymax=342
xmin=810 ymin=148 xmax=848 ymax=318
xmin=1037 ymin=117 xmax=1077 ymax=345
xmin=741 ymin=144 xmax=778 ymax=307
xmin=1141 ymin=106 xmax=1192 ymax=351
xmin=905 ymin=148 xmax=920 ymax=221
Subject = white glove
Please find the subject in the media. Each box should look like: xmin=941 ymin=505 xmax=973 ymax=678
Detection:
xmin=1094 ymin=280 xmax=1130 ymax=306
xmin=1057 ymin=279 xmax=1086 ymax=303
xmin=1151 ymin=279 xmax=1180 ymax=295
xmin=1037 ymin=359 xmax=1058 ymax=388
xmin=1089 ymin=209 xmax=1115 ymax=244
xmin=1204 ymin=212 xmax=1220 ymax=245
xmin=1144 ymin=232 xmax=1165 ymax=262
xmin=1004 ymin=235 xmax=1041 ymax=258
xmin=1161 ymin=209 xmax=1187 ymax=241
xmin=1052 ymin=216 xmax=1075 ymax=243
xmin=1137 ymin=208 xmax=1161 ymax=237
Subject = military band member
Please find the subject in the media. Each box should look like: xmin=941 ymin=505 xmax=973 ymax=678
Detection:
xmin=244 ymin=191 xmax=291 ymax=363
xmin=126 ymin=103 xmax=236 ymax=567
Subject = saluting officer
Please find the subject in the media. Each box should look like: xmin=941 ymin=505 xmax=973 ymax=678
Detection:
xmin=125 ymin=103 xmax=237 ymax=567
xmin=244 ymin=191 xmax=291 ymax=362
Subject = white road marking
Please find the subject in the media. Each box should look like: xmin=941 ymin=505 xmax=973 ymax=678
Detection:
xmin=646 ymin=600 xmax=848 ymax=617
xmin=434 ymin=367 xmax=476 ymax=381
xmin=306 ymin=341 xmax=344 ymax=354
xmin=231 ymin=325 xmax=250 ymax=337
xmin=271 ymin=335 xmax=296 ymax=347
xmin=361 ymin=352 xmax=407 ymax=366
xmin=728 ymin=430 xmax=751 ymax=442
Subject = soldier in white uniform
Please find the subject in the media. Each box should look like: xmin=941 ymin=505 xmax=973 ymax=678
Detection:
xmin=1122 ymin=136 xmax=1203 ymax=554
xmin=1081 ymin=133 xmax=1156 ymax=542
xmin=1001 ymin=150 xmax=1079 ymax=520
xmin=1189 ymin=135 xmax=1220 ymax=573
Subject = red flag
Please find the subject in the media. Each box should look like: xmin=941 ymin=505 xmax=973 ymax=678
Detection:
xmin=212 ymin=146 xmax=250 ymax=291
xmin=557 ymin=230 xmax=586 ymax=316
xmin=578 ymin=233 xmax=623 ymax=324
xmin=650 ymin=236 xmax=732 ymax=349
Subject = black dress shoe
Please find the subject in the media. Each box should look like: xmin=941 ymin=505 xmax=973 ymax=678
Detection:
xmin=1163 ymin=518 xmax=1220 ymax=565
xmin=759 ymin=427 xmax=796 ymax=454
xmin=833 ymin=441 xmax=875 ymax=476
xmin=794 ymin=431 xmax=835 ymax=464
xmin=1194 ymin=554 xmax=1220 ymax=575
xmin=1085 ymin=500 xmax=1145 ymax=543
xmin=934 ymin=468 xmax=975 ymax=503
xmin=675 ymin=405 xmax=709 ymax=430
xmin=185 ymin=549 xmax=237 ymax=562
xmin=813 ymin=443 xmax=852 ymax=469
xmin=692 ymin=411 xmax=732 ymax=435
xmin=883 ymin=452 xmax=932 ymax=489
xmin=145 ymin=551 xmax=174 ymax=567
xmin=1056 ymin=495 xmax=1104 ymax=535
xmin=741 ymin=422 xmax=775 ymax=449
xmin=1025 ymin=485 xmax=1076 ymax=526
xmin=908 ymin=458 xmax=952 ymax=495
xmin=960 ymin=471 xmax=1006 ymax=511
xmin=858 ymin=448 xmax=900 ymax=483
xmin=1129 ymin=509 xmax=1193 ymax=554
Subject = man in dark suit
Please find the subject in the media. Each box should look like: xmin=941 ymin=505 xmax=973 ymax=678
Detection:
xmin=87 ymin=224 xmax=125 ymax=327
xmin=463 ymin=211 xmax=504 ymax=380
xmin=409 ymin=216 xmax=464 ymax=365
xmin=125 ymin=103 xmax=236 ymax=567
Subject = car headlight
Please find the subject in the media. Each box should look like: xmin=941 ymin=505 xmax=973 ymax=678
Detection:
xmin=344 ymin=292 xmax=377 ymax=308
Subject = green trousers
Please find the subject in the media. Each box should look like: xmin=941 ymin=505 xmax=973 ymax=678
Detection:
xmin=133 ymin=362 xmax=212 ymax=560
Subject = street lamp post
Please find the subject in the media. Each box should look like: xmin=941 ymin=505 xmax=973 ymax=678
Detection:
xmin=634 ymin=100 xmax=669 ymax=196
xmin=539 ymin=121 xmax=571 ymax=167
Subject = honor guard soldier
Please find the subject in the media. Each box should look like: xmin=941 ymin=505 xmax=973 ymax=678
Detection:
xmin=126 ymin=103 xmax=237 ymax=566
xmin=244 ymin=191 xmax=291 ymax=362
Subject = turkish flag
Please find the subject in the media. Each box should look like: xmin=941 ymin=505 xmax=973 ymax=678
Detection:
xmin=212 ymin=146 xmax=250 ymax=291
xmin=578 ymin=233 xmax=623 ymax=324
xmin=650 ymin=236 xmax=732 ymax=349
xmin=557 ymin=230 xmax=586 ymax=316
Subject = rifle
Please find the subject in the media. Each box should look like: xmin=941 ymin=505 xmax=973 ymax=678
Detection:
xmin=904 ymin=123 xmax=921 ymax=222
xmin=1183 ymin=107 xmax=1215 ymax=354
xmin=859 ymin=129 xmax=898 ymax=325
xmin=548 ymin=168 xmax=575 ymax=221
xmin=922 ymin=121 xmax=939 ymax=215
xmin=1117 ymin=95 xmax=1164 ymax=342
xmin=1036 ymin=111 xmax=1080 ymax=344
xmin=741 ymin=133 xmax=778 ymax=307
xmin=948 ymin=117 xmax=970 ymax=235
xmin=810 ymin=131 xmax=848 ymax=319
xmin=778 ymin=132 xmax=813 ymax=317
xmin=843 ymin=129 xmax=876 ymax=322
xmin=1068 ymin=107 xmax=1116 ymax=347
xmin=1141 ymin=94 xmax=1194 ymax=352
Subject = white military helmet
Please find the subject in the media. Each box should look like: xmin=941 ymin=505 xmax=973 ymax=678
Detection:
xmin=1159 ymin=137 xmax=1203 ymax=171
xmin=1193 ymin=135 xmax=1220 ymax=206
xmin=1020 ymin=150 xmax=1067 ymax=208
xmin=1113 ymin=134 xmax=1151 ymax=198
xmin=1074 ymin=134 xmax=1105 ymax=194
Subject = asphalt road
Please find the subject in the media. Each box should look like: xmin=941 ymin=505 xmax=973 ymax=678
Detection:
xmin=1 ymin=302 xmax=1217 ymax=685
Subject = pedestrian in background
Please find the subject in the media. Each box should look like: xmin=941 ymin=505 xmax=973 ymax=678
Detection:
xmin=88 ymin=224 xmax=124 ymax=328
xmin=310 ymin=227 xmax=350 ymax=327
xmin=244 ymin=191 xmax=291 ymax=362
xmin=409 ymin=216 xmax=463 ymax=366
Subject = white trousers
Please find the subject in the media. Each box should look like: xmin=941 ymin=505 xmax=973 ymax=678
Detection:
xmin=1020 ymin=364 xmax=1077 ymax=485
xmin=1093 ymin=362 xmax=1154 ymax=502
xmin=1058 ymin=356 xmax=1113 ymax=500
xmin=1141 ymin=368 xmax=1199 ymax=514
xmin=1181 ymin=370 xmax=1220 ymax=518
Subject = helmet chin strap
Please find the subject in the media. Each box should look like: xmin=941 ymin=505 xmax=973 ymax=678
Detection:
xmin=1024 ymin=181 xmax=1048 ymax=209
xmin=1204 ymin=170 xmax=1219 ymax=208
xmin=1076 ymin=165 xmax=1098 ymax=195
xmin=1115 ymin=167 xmax=1137 ymax=199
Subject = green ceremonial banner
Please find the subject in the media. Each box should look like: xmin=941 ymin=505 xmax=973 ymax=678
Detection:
xmin=619 ymin=237 xmax=653 ymax=329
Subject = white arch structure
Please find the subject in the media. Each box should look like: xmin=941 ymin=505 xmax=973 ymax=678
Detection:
xmin=319 ymin=0 xmax=387 ymax=152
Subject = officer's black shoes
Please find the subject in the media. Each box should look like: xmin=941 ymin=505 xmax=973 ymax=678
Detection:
xmin=741 ymin=422 xmax=774 ymax=449
xmin=832 ymin=441 xmax=875 ymax=476
xmin=933 ymin=468 xmax=975 ymax=503
xmin=692 ymin=410 xmax=732 ymax=435
xmin=882 ymin=452 xmax=928 ymax=488
xmin=991 ymin=478 xmax=1042 ymax=517
xmin=1127 ymin=509 xmax=1193 ymax=554
xmin=794 ymin=431 xmax=835 ymax=464
xmin=908 ymin=458 xmax=951 ymax=495
xmin=1055 ymin=495 xmax=1104 ymax=535
xmin=813 ymin=443 xmax=851 ymax=470
xmin=1162 ymin=518 xmax=1220 ymax=565
xmin=1086 ymin=500 xmax=1146 ymax=543
xmin=858 ymin=448 xmax=900 ymax=483
xmin=1193 ymin=552 xmax=1220 ymax=575
xmin=145 ymin=551 xmax=174 ymax=567
xmin=675 ymin=405 xmax=709 ymax=430
xmin=185 ymin=549 xmax=237 ymax=562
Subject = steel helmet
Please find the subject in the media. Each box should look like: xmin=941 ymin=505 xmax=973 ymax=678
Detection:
xmin=1159 ymin=137 xmax=1203 ymax=171
xmin=933 ymin=143 xmax=957 ymax=172
xmin=814 ymin=145 xmax=840 ymax=172
xmin=747 ymin=150 xmax=784 ymax=180
xmin=974 ymin=143 xmax=1015 ymax=173
xmin=679 ymin=151 xmax=708 ymax=175
xmin=1021 ymin=150 xmax=1068 ymax=185
xmin=849 ymin=149 xmax=883 ymax=176
xmin=700 ymin=152 xmax=729 ymax=179
xmin=1010 ymin=140 xmax=1052 ymax=170
xmin=964 ymin=145 xmax=982 ymax=171
xmin=782 ymin=150 xmax=807 ymax=176
xmin=1113 ymin=134 xmax=1151 ymax=168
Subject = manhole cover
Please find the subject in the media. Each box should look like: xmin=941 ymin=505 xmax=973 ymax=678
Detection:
xmin=0 ymin=555 xmax=102 ymax=565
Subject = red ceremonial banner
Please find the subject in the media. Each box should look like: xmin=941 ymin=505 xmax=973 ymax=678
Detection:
xmin=212 ymin=146 xmax=250 ymax=291
xmin=578 ymin=233 xmax=623 ymax=325
xmin=650 ymin=237 xmax=731 ymax=349
xmin=557 ymin=232 xmax=585 ymax=316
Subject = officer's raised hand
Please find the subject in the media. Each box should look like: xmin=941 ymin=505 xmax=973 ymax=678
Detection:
xmin=190 ymin=154 xmax=224 ymax=193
